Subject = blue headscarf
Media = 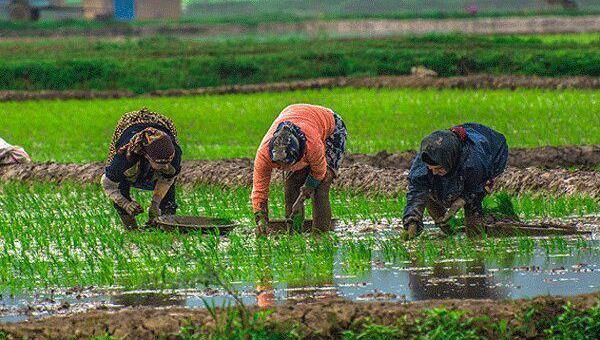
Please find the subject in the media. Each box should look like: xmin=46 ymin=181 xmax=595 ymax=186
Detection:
xmin=269 ymin=122 xmax=307 ymax=165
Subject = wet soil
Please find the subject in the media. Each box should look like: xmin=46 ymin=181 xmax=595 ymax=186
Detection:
xmin=1 ymin=292 xmax=598 ymax=339
xmin=1 ymin=146 xmax=598 ymax=198
xmin=1 ymin=75 xmax=599 ymax=102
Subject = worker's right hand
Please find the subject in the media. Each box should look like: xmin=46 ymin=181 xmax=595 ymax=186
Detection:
xmin=254 ymin=209 xmax=269 ymax=233
xmin=123 ymin=200 xmax=143 ymax=216
xmin=401 ymin=220 xmax=422 ymax=240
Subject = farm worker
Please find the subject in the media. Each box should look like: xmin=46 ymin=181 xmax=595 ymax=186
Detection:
xmin=252 ymin=104 xmax=347 ymax=233
xmin=402 ymin=123 xmax=508 ymax=239
xmin=101 ymin=108 xmax=182 ymax=229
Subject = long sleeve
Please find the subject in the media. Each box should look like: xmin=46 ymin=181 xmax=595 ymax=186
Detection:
xmin=101 ymin=174 xmax=130 ymax=208
xmin=403 ymin=174 xmax=429 ymax=225
xmin=304 ymin=139 xmax=328 ymax=183
xmin=251 ymin=150 xmax=273 ymax=212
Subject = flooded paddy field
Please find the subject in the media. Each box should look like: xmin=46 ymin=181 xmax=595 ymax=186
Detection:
xmin=0 ymin=182 xmax=598 ymax=326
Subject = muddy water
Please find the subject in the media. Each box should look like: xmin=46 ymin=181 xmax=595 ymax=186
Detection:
xmin=2 ymin=227 xmax=598 ymax=323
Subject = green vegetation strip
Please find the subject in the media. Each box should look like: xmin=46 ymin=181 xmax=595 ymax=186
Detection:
xmin=2 ymin=88 xmax=598 ymax=163
xmin=0 ymin=34 xmax=598 ymax=92
xmin=0 ymin=182 xmax=597 ymax=292
xmin=177 ymin=301 xmax=600 ymax=339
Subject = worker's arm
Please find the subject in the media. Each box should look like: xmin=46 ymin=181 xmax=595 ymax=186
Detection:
xmin=148 ymin=176 xmax=176 ymax=220
xmin=402 ymin=157 xmax=430 ymax=228
xmin=402 ymin=177 xmax=429 ymax=227
xmin=101 ymin=174 xmax=142 ymax=215
xmin=251 ymin=150 xmax=273 ymax=214
xmin=304 ymin=140 xmax=328 ymax=189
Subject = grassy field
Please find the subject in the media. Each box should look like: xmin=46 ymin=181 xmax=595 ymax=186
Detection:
xmin=1 ymin=88 xmax=598 ymax=163
xmin=0 ymin=33 xmax=597 ymax=92
xmin=0 ymin=181 xmax=596 ymax=291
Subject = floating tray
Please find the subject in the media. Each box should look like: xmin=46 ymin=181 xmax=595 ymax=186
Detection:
xmin=154 ymin=215 xmax=238 ymax=234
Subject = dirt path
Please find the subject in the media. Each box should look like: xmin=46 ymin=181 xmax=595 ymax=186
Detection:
xmin=1 ymin=15 xmax=598 ymax=40
xmin=1 ymin=75 xmax=599 ymax=102
xmin=1 ymin=292 xmax=598 ymax=339
xmin=1 ymin=146 xmax=598 ymax=198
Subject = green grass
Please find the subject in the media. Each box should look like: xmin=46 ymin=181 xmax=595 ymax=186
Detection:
xmin=0 ymin=33 xmax=597 ymax=92
xmin=1 ymin=88 xmax=598 ymax=163
xmin=0 ymin=181 xmax=597 ymax=292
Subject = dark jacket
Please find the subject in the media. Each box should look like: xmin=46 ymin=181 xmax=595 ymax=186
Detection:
xmin=105 ymin=123 xmax=182 ymax=191
xmin=403 ymin=123 xmax=508 ymax=224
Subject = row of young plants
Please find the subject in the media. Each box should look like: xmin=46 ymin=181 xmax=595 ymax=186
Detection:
xmin=0 ymin=33 xmax=598 ymax=92
xmin=3 ymin=88 xmax=598 ymax=162
xmin=0 ymin=182 xmax=597 ymax=292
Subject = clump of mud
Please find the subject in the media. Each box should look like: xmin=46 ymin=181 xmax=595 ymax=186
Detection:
xmin=1 ymin=292 xmax=598 ymax=339
xmin=1 ymin=75 xmax=599 ymax=102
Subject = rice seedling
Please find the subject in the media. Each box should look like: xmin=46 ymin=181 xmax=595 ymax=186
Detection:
xmin=1 ymin=88 xmax=598 ymax=162
xmin=0 ymin=181 xmax=597 ymax=293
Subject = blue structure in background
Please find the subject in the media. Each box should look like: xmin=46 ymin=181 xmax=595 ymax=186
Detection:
xmin=114 ymin=0 xmax=135 ymax=21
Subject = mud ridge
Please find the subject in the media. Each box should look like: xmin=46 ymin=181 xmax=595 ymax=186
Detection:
xmin=345 ymin=145 xmax=600 ymax=170
xmin=1 ymin=292 xmax=598 ymax=339
xmin=1 ymin=75 xmax=599 ymax=102
xmin=1 ymin=163 xmax=598 ymax=199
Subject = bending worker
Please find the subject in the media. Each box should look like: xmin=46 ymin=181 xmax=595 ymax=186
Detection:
xmin=252 ymin=104 xmax=347 ymax=233
xmin=101 ymin=108 xmax=182 ymax=229
xmin=403 ymin=123 xmax=508 ymax=238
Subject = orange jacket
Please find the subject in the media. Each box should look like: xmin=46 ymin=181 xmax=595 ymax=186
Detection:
xmin=251 ymin=104 xmax=335 ymax=212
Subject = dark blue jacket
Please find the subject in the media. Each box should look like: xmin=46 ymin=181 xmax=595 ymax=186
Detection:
xmin=403 ymin=123 xmax=508 ymax=223
xmin=105 ymin=123 xmax=182 ymax=191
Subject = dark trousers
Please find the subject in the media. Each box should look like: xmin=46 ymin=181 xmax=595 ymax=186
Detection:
xmin=113 ymin=180 xmax=178 ymax=216
xmin=284 ymin=167 xmax=333 ymax=231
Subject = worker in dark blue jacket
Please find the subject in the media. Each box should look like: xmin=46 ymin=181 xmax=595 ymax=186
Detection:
xmin=403 ymin=123 xmax=508 ymax=238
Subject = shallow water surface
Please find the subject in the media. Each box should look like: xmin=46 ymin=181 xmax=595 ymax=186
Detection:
xmin=1 ymin=230 xmax=598 ymax=323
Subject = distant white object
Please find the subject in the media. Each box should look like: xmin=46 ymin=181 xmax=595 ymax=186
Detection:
xmin=0 ymin=137 xmax=31 ymax=165
xmin=411 ymin=66 xmax=438 ymax=77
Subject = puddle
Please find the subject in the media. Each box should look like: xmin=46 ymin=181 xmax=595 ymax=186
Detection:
xmin=1 ymin=225 xmax=599 ymax=323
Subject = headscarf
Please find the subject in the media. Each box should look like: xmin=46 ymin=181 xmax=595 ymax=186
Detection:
xmin=420 ymin=127 xmax=465 ymax=173
xmin=268 ymin=122 xmax=306 ymax=165
xmin=117 ymin=127 xmax=175 ymax=164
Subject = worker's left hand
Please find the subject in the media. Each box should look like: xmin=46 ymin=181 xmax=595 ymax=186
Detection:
xmin=300 ymin=185 xmax=315 ymax=200
xmin=148 ymin=200 xmax=161 ymax=222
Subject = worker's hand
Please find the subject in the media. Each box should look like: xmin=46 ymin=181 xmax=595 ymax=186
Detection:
xmin=401 ymin=219 xmax=422 ymax=240
xmin=440 ymin=198 xmax=466 ymax=224
xmin=300 ymin=185 xmax=315 ymax=200
xmin=148 ymin=200 xmax=161 ymax=221
xmin=254 ymin=209 xmax=269 ymax=235
xmin=123 ymin=200 xmax=143 ymax=216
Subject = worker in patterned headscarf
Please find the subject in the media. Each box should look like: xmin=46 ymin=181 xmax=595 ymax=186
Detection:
xmin=403 ymin=123 xmax=508 ymax=239
xmin=252 ymin=104 xmax=347 ymax=234
xmin=101 ymin=108 xmax=182 ymax=229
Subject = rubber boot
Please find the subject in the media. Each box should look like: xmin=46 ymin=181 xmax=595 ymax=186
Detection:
xmin=312 ymin=170 xmax=334 ymax=232
xmin=118 ymin=213 xmax=138 ymax=230
xmin=285 ymin=168 xmax=309 ymax=229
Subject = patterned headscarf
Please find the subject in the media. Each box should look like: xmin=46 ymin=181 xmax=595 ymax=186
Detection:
xmin=117 ymin=127 xmax=175 ymax=164
xmin=268 ymin=122 xmax=306 ymax=165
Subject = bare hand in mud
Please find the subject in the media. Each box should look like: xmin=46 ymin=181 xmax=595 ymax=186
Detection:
xmin=148 ymin=201 xmax=161 ymax=222
xmin=300 ymin=185 xmax=315 ymax=199
xmin=123 ymin=200 xmax=143 ymax=216
xmin=401 ymin=222 xmax=422 ymax=240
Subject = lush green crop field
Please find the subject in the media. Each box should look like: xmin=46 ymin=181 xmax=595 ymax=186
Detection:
xmin=1 ymin=88 xmax=598 ymax=163
xmin=0 ymin=33 xmax=597 ymax=92
xmin=0 ymin=181 xmax=596 ymax=291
